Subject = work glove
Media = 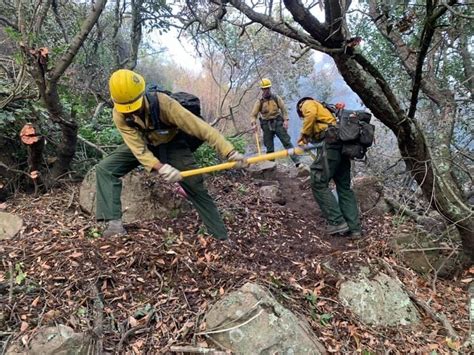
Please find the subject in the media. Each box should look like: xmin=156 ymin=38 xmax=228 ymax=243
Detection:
xmin=158 ymin=164 xmax=183 ymax=183
xmin=251 ymin=121 xmax=258 ymax=132
xmin=227 ymin=150 xmax=249 ymax=168
xmin=297 ymin=135 xmax=309 ymax=146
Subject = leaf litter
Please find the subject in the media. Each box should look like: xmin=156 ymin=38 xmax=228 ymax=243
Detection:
xmin=0 ymin=173 xmax=471 ymax=353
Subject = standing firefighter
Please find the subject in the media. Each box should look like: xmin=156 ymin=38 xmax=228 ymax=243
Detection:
xmin=96 ymin=69 xmax=247 ymax=239
xmin=250 ymin=78 xmax=300 ymax=166
xmin=296 ymin=97 xmax=361 ymax=239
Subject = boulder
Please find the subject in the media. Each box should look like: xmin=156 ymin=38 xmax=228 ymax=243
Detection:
xmin=390 ymin=231 xmax=465 ymax=277
xmin=204 ymin=282 xmax=326 ymax=354
xmin=247 ymin=161 xmax=277 ymax=180
xmin=79 ymin=168 xmax=189 ymax=223
xmin=352 ymin=176 xmax=385 ymax=214
xmin=339 ymin=272 xmax=419 ymax=327
xmin=6 ymin=325 xmax=92 ymax=355
xmin=0 ymin=212 xmax=23 ymax=240
xmin=259 ymin=183 xmax=286 ymax=205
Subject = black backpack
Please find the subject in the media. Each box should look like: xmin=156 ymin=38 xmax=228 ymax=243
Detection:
xmin=337 ymin=109 xmax=375 ymax=159
xmin=321 ymin=102 xmax=375 ymax=159
xmin=125 ymin=85 xmax=205 ymax=152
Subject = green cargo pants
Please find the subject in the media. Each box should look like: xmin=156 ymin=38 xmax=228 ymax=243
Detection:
xmin=310 ymin=143 xmax=360 ymax=233
xmin=95 ymin=140 xmax=228 ymax=240
xmin=261 ymin=117 xmax=300 ymax=164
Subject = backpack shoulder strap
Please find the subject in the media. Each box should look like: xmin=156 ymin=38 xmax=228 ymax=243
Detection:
xmin=321 ymin=101 xmax=341 ymax=120
xmin=145 ymin=91 xmax=161 ymax=130
xmin=272 ymin=94 xmax=280 ymax=110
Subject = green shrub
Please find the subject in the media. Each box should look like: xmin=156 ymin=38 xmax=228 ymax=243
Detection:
xmin=193 ymin=136 xmax=247 ymax=168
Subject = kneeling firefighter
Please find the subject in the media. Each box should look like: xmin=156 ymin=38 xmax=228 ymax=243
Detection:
xmin=96 ymin=69 xmax=247 ymax=240
xmin=296 ymin=97 xmax=361 ymax=239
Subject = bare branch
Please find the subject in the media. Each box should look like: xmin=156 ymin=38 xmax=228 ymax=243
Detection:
xmin=50 ymin=0 xmax=107 ymax=83
xmin=408 ymin=2 xmax=451 ymax=119
xmin=0 ymin=15 xmax=18 ymax=30
xmin=441 ymin=0 xmax=474 ymax=19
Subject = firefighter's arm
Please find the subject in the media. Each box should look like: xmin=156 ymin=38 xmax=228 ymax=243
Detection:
xmin=250 ymin=100 xmax=260 ymax=126
xmin=277 ymin=96 xmax=289 ymax=121
xmin=160 ymin=94 xmax=234 ymax=158
xmin=112 ymin=110 xmax=160 ymax=172
xmin=300 ymin=102 xmax=318 ymax=137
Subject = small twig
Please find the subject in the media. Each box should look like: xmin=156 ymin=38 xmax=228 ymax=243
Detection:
xmin=66 ymin=190 xmax=75 ymax=209
xmin=77 ymin=135 xmax=107 ymax=156
xmin=92 ymin=284 xmax=104 ymax=354
xmin=398 ymin=247 xmax=457 ymax=252
xmin=117 ymin=309 xmax=155 ymax=351
xmin=1 ymin=334 xmax=13 ymax=355
xmin=196 ymin=309 xmax=264 ymax=335
xmin=8 ymin=262 xmax=13 ymax=304
xmin=117 ymin=325 xmax=150 ymax=351
xmin=170 ymin=345 xmax=227 ymax=354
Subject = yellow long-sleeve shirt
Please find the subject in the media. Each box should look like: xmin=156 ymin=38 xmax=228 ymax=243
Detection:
xmin=250 ymin=94 xmax=289 ymax=122
xmin=113 ymin=93 xmax=234 ymax=171
xmin=300 ymin=99 xmax=336 ymax=139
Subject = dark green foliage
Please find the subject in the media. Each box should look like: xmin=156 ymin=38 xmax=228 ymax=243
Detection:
xmin=193 ymin=136 xmax=247 ymax=168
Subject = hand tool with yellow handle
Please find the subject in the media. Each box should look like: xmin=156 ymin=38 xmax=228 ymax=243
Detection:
xmin=255 ymin=127 xmax=262 ymax=155
xmin=180 ymin=143 xmax=323 ymax=178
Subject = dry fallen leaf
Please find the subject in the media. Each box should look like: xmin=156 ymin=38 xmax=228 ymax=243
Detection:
xmin=129 ymin=316 xmax=138 ymax=327
xmin=446 ymin=337 xmax=461 ymax=351
xmin=69 ymin=252 xmax=83 ymax=258
xmin=20 ymin=321 xmax=29 ymax=332
xmin=198 ymin=236 xmax=207 ymax=248
xmin=31 ymin=296 xmax=40 ymax=307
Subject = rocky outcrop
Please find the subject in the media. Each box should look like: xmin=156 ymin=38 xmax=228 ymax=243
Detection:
xmin=6 ymin=325 xmax=92 ymax=355
xmin=352 ymin=176 xmax=387 ymax=214
xmin=259 ymin=183 xmax=286 ymax=205
xmin=339 ymin=272 xmax=419 ymax=327
xmin=247 ymin=161 xmax=277 ymax=180
xmin=390 ymin=230 xmax=466 ymax=277
xmin=79 ymin=168 xmax=189 ymax=223
xmin=204 ymin=282 xmax=326 ymax=354
xmin=0 ymin=212 xmax=23 ymax=240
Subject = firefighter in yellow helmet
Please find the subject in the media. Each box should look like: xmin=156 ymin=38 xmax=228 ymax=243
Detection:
xmin=96 ymin=69 xmax=247 ymax=239
xmin=250 ymin=78 xmax=301 ymax=166
xmin=296 ymin=97 xmax=361 ymax=239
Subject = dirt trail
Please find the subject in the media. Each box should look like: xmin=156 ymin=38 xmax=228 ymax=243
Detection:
xmin=0 ymin=170 xmax=470 ymax=353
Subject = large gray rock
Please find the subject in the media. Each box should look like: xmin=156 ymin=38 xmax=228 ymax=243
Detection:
xmin=339 ymin=272 xmax=419 ymax=327
xmin=0 ymin=212 xmax=23 ymax=240
xmin=352 ymin=176 xmax=386 ymax=214
xmin=247 ymin=161 xmax=277 ymax=180
xmin=6 ymin=325 xmax=92 ymax=355
xmin=79 ymin=168 xmax=189 ymax=223
xmin=204 ymin=282 xmax=326 ymax=354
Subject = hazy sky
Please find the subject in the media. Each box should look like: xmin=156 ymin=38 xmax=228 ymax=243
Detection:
xmin=153 ymin=29 xmax=203 ymax=72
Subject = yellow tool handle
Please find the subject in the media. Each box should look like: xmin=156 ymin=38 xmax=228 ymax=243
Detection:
xmin=180 ymin=143 xmax=321 ymax=178
xmin=255 ymin=128 xmax=262 ymax=155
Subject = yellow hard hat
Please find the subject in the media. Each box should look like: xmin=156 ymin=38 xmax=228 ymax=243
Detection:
xmin=109 ymin=69 xmax=146 ymax=113
xmin=259 ymin=78 xmax=272 ymax=89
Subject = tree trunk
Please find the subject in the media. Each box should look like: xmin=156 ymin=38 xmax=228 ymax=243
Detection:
xmin=333 ymin=53 xmax=474 ymax=260
xmin=44 ymin=84 xmax=78 ymax=179
xmin=52 ymin=122 xmax=78 ymax=178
